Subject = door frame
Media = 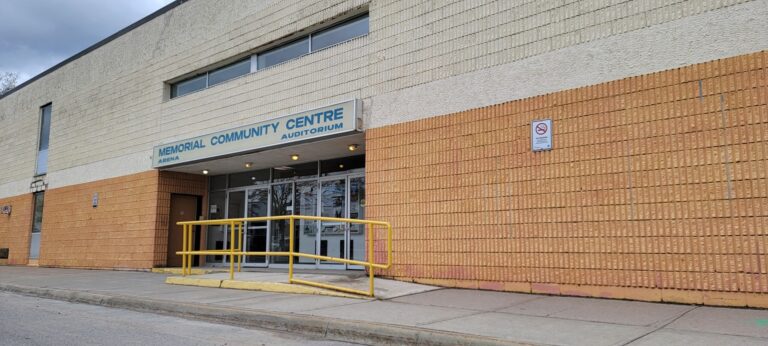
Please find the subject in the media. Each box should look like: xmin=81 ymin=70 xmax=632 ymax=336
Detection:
xmin=221 ymin=185 xmax=271 ymax=268
xmin=317 ymin=175 xmax=348 ymax=269
xmin=243 ymin=185 xmax=270 ymax=267
xmin=268 ymin=178 xmax=319 ymax=270
xmin=207 ymin=172 xmax=365 ymax=270
xmin=346 ymin=173 xmax=365 ymax=270
xmin=168 ymin=193 xmax=202 ymax=267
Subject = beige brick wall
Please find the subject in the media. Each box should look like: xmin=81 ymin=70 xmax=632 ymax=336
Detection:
xmin=2 ymin=0 xmax=764 ymax=197
xmin=366 ymin=51 xmax=768 ymax=307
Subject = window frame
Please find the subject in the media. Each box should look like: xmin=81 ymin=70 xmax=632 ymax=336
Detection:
xmin=35 ymin=103 xmax=52 ymax=176
xmin=168 ymin=13 xmax=369 ymax=99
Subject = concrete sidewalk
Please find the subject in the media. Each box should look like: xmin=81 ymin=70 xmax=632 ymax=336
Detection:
xmin=1 ymin=267 xmax=767 ymax=346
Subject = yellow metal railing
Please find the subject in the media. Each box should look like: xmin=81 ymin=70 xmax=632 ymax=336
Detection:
xmin=175 ymin=215 xmax=392 ymax=297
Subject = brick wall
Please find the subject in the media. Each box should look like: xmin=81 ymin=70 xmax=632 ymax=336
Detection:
xmin=38 ymin=170 xmax=205 ymax=269
xmin=366 ymin=51 xmax=768 ymax=307
xmin=153 ymin=171 xmax=208 ymax=267
xmin=0 ymin=194 xmax=33 ymax=265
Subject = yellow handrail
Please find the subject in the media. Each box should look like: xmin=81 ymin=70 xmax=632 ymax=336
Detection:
xmin=175 ymin=215 xmax=393 ymax=297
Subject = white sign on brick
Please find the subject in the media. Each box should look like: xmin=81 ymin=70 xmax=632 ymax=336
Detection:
xmin=531 ymin=119 xmax=553 ymax=152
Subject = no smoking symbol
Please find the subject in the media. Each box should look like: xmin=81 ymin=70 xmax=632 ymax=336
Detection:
xmin=535 ymin=123 xmax=548 ymax=135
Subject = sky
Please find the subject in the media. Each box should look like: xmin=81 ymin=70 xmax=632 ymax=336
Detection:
xmin=0 ymin=0 xmax=175 ymax=84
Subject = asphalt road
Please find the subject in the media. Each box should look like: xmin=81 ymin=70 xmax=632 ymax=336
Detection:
xmin=0 ymin=292 xmax=360 ymax=346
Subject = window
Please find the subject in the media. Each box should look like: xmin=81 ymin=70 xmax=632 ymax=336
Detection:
xmin=257 ymin=38 xmax=309 ymax=70
xmin=169 ymin=13 xmax=369 ymax=99
xmin=208 ymin=59 xmax=250 ymax=86
xmin=255 ymin=15 xmax=369 ymax=70
xmin=171 ymin=74 xmax=206 ymax=98
xmin=320 ymin=155 xmax=365 ymax=176
xmin=311 ymin=15 xmax=369 ymax=51
xmin=170 ymin=58 xmax=250 ymax=98
xmin=228 ymin=169 xmax=270 ymax=188
xmin=36 ymin=104 xmax=51 ymax=175
xmin=272 ymin=162 xmax=319 ymax=182
xmin=29 ymin=192 xmax=45 ymax=260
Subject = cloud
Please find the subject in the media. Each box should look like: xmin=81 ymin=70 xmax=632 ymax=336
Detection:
xmin=0 ymin=0 xmax=174 ymax=82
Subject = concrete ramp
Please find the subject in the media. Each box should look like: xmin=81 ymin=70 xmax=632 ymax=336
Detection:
xmin=166 ymin=270 xmax=440 ymax=299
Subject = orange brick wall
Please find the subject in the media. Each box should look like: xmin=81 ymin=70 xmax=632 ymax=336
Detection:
xmin=366 ymin=51 xmax=768 ymax=307
xmin=0 ymin=194 xmax=34 ymax=265
xmin=38 ymin=170 xmax=205 ymax=269
xmin=153 ymin=171 xmax=208 ymax=267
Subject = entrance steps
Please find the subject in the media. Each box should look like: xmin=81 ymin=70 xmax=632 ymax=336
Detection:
xmin=164 ymin=269 xmax=439 ymax=299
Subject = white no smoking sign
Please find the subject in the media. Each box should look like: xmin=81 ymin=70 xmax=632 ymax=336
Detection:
xmin=531 ymin=119 xmax=553 ymax=151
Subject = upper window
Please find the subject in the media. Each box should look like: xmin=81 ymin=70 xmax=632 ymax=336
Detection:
xmin=257 ymin=37 xmax=310 ymax=70
xmin=208 ymin=59 xmax=251 ymax=86
xmin=171 ymin=58 xmax=250 ymax=98
xmin=311 ymin=15 xmax=369 ymax=51
xmin=169 ymin=14 xmax=369 ymax=99
xmin=36 ymin=104 xmax=52 ymax=175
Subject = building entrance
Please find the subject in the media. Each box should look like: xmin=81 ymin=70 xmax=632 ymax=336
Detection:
xmin=206 ymin=156 xmax=365 ymax=270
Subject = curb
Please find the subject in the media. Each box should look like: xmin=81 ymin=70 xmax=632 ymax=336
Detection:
xmin=165 ymin=276 xmax=364 ymax=299
xmin=0 ymin=283 xmax=528 ymax=346
xmin=151 ymin=267 xmax=224 ymax=275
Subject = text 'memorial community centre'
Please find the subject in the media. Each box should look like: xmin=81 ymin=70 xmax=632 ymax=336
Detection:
xmin=0 ymin=0 xmax=767 ymax=307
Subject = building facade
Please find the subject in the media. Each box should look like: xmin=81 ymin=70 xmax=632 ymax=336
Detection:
xmin=1 ymin=0 xmax=767 ymax=307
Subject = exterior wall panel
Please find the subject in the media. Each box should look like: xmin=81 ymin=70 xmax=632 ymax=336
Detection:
xmin=36 ymin=171 xmax=205 ymax=269
xmin=0 ymin=194 xmax=34 ymax=265
xmin=3 ymin=0 xmax=765 ymax=198
xmin=367 ymin=51 xmax=768 ymax=306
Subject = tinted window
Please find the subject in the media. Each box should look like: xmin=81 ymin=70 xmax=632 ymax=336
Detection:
xmin=39 ymin=104 xmax=51 ymax=150
xmin=31 ymin=192 xmax=44 ymax=233
xmin=210 ymin=175 xmax=227 ymax=191
xmin=171 ymin=74 xmax=206 ymax=98
xmin=36 ymin=104 xmax=52 ymax=175
xmin=311 ymin=15 xmax=369 ymax=51
xmin=208 ymin=191 xmax=226 ymax=220
xmin=320 ymin=155 xmax=365 ymax=176
xmin=272 ymin=161 xmax=318 ymax=181
xmin=35 ymin=149 xmax=48 ymax=176
xmin=228 ymin=169 xmax=270 ymax=188
xmin=257 ymin=37 xmax=309 ymax=70
xmin=208 ymin=59 xmax=250 ymax=86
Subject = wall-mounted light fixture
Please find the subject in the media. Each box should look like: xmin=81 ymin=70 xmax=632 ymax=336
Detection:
xmin=348 ymin=144 xmax=359 ymax=151
xmin=290 ymin=154 xmax=299 ymax=161
xmin=245 ymin=162 xmax=253 ymax=168
xmin=202 ymin=169 xmax=209 ymax=175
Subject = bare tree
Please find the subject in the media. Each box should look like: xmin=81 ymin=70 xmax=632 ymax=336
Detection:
xmin=0 ymin=72 xmax=19 ymax=96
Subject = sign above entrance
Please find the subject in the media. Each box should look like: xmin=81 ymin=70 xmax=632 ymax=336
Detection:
xmin=531 ymin=119 xmax=553 ymax=151
xmin=153 ymin=100 xmax=360 ymax=168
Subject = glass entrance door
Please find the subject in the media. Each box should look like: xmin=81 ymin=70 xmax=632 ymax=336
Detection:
xmin=223 ymin=190 xmax=245 ymax=265
xmin=319 ymin=178 xmax=346 ymax=267
xmin=348 ymin=175 xmax=365 ymax=269
xmin=294 ymin=181 xmax=318 ymax=265
xmin=269 ymin=183 xmax=293 ymax=264
xmin=245 ymin=187 xmax=269 ymax=265
xmin=205 ymin=162 xmax=365 ymax=270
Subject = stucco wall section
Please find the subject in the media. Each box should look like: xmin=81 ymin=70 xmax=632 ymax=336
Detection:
xmin=366 ymin=51 xmax=768 ymax=307
xmin=1 ymin=0 xmax=765 ymax=197
xmin=369 ymin=0 xmax=768 ymax=127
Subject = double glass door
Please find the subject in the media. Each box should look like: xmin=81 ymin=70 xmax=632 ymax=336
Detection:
xmin=215 ymin=174 xmax=364 ymax=269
